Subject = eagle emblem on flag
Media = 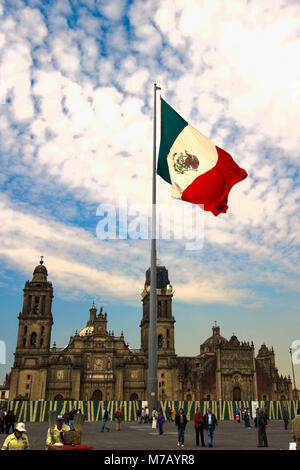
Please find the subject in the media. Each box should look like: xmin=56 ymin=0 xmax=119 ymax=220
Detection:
xmin=173 ymin=150 xmax=200 ymax=175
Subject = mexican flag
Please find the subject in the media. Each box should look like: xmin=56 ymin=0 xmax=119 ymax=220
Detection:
xmin=157 ymin=98 xmax=248 ymax=216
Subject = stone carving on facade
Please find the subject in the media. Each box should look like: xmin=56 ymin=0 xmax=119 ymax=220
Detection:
xmin=93 ymin=358 xmax=105 ymax=370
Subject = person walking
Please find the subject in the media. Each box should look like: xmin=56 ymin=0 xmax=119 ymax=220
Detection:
xmin=137 ymin=408 xmax=141 ymax=423
xmin=152 ymin=408 xmax=158 ymax=429
xmin=172 ymin=408 xmax=176 ymax=423
xmin=68 ymin=407 xmax=76 ymax=430
xmin=175 ymin=408 xmax=187 ymax=447
xmin=194 ymin=407 xmax=205 ymax=447
xmin=5 ymin=410 xmax=15 ymax=434
xmin=0 ymin=407 xmax=7 ymax=434
xmin=254 ymin=408 xmax=259 ymax=427
xmin=115 ymin=407 xmax=122 ymax=431
xmin=145 ymin=407 xmax=149 ymax=424
xmin=141 ymin=408 xmax=145 ymax=424
xmin=204 ymin=407 xmax=218 ymax=448
xmin=157 ymin=409 xmax=165 ymax=435
xmin=282 ymin=406 xmax=289 ymax=430
xmin=243 ymin=408 xmax=251 ymax=429
xmin=292 ymin=408 xmax=300 ymax=449
xmin=236 ymin=406 xmax=240 ymax=423
xmin=257 ymin=408 xmax=268 ymax=448
xmin=1 ymin=422 xmax=29 ymax=450
xmin=101 ymin=406 xmax=110 ymax=432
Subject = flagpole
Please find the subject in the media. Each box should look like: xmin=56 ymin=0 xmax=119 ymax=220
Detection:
xmin=148 ymin=82 xmax=160 ymax=413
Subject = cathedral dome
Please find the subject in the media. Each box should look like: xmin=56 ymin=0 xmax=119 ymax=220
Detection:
xmin=79 ymin=326 xmax=94 ymax=336
xmin=32 ymin=257 xmax=48 ymax=282
xmin=33 ymin=263 xmax=47 ymax=275
xmin=200 ymin=324 xmax=228 ymax=354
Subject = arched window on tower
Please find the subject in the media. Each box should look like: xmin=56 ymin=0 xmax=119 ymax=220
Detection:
xmin=34 ymin=297 xmax=39 ymax=314
xmin=158 ymin=334 xmax=163 ymax=349
xmin=30 ymin=332 xmax=37 ymax=346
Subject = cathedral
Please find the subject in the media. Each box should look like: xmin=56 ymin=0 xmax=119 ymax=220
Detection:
xmin=8 ymin=259 xmax=292 ymax=401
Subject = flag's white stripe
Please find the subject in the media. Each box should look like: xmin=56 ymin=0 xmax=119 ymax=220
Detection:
xmin=167 ymin=124 xmax=218 ymax=199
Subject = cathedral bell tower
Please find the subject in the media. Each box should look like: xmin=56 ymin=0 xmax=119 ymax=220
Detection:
xmin=140 ymin=265 xmax=175 ymax=354
xmin=9 ymin=258 xmax=54 ymax=399
xmin=16 ymin=257 xmax=53 ymax=353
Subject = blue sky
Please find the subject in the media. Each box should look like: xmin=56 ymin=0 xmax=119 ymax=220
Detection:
xmin=0 ymin=0 xmax=300 ymax=388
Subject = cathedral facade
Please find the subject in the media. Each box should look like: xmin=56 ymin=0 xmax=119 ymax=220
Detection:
xmin=8 ymin=260 xmax=292 ymax=401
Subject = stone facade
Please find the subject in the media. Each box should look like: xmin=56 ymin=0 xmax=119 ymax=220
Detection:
xmin=0 ymin=374 xmax=10 ymax=399
xmin=8 ymin=260 xmax=292 ymax=401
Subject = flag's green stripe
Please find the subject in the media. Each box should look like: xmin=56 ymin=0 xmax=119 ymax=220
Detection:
xmin=157 ymin=98 xmax=188 ymax=184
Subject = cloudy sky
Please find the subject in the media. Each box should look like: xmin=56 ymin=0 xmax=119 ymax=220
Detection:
xmin=0 ymin=0 xmax=300 ymax=388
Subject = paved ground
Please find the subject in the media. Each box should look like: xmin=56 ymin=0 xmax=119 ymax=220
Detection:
xmin=0 ymin=420 xmax=294 ymax=450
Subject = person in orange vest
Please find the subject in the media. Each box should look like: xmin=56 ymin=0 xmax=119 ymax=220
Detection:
xmin=172 ymin=408 xmax=176 ymax=422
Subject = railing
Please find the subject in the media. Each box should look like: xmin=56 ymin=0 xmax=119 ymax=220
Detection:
xmin=0 ymin=400 xmax=299 ymax=422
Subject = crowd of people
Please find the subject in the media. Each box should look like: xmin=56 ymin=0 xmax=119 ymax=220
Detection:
xmin=1 ymin=404 xmax=300 ymax=450
xmin=134 ymin=404 xmax=299 ymax=449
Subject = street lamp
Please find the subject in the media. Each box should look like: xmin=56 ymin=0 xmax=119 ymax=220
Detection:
xmin=289 ymin=348 xmax=298 ymax=400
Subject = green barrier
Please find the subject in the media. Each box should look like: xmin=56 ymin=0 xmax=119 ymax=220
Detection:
xmin=0 ymin=400 xmax=299 ymax=422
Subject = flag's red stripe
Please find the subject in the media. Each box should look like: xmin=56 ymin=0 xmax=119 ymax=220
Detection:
xmin=181 ymin=146 xmax=248 ymax=216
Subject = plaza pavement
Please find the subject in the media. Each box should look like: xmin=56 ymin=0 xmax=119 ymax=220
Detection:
xmin=0 ymin=420 xmax=294 ymax=450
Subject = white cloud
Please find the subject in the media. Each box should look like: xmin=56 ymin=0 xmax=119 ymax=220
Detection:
xmin=15 ymin=7 xmax=48 ymax=44
xmin=123 ymin=69 xmax=150 ymax=95
xmin=96 ymin=0 xmax=126 ymax=20
xmin=175 ymin=280 xmax=251 ymax=306
xmin=0 ymin=193 xmax=259 ymax=307
xmin=0 ymin=41 xmax=34 ymax=120
xmin=0 ymin=0 xmax=300 ymax=311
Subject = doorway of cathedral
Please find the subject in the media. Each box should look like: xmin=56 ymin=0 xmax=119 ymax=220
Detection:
xmin=130 ymin=393 xmax=138 ymax=400
xmin=92 ymin=390 xmax=102 ymax=401
xmin=54 ymin=394 xmax=63 ymax=400
xmin=233 ymin=387 xmax=241 ymax=401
